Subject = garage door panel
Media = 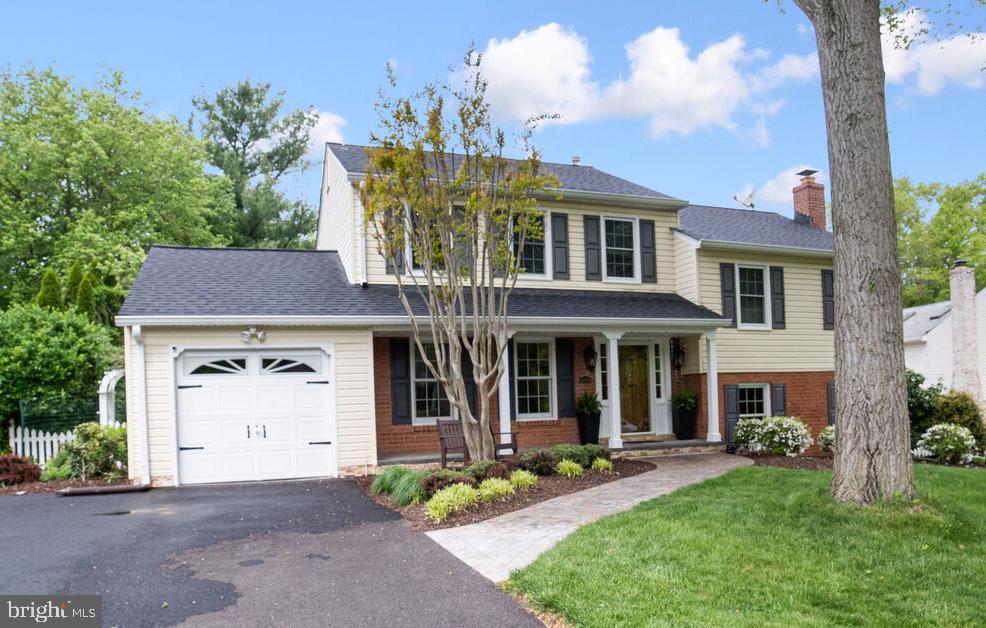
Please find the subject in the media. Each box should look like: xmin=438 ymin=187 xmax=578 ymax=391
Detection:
xmin=294 ymin=386 xmax=329 ymax=409
xmin=257 ymin=385 xmax=291 ymax=410
xmin=219 ymin=387 xmax=254 ymax=411
xmin=179 ymin=388 xmax=218 ymax=412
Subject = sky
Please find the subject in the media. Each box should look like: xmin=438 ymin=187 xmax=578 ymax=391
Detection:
xmin=2 ymin=0 xmax=984 ymax=217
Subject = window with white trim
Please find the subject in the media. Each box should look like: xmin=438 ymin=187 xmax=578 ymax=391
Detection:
xmin=412 ymin=343 xmax=450 ymax=423
xmin=185 ymin=357 xmax=247 ymax=376
xmin=736 ymin=265 xmax=770 ymax=328
xmin=515 ymin=212 xmax=549 ymax=276
xmin=515 ymin=341 xmax=553 ymax=419
xmin=738 ymin=384 xmax=771 ymax=418
xmin=603 ymin=217 xmax=637 ymax=280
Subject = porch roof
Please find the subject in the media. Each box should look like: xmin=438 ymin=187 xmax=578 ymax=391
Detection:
xmin=117 ymin=246 xmax=727 ymax=328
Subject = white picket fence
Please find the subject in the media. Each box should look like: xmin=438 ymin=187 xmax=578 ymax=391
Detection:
xmin=8 ymin=423 xmax=124 ymax=467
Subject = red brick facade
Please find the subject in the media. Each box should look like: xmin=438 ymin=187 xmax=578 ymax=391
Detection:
xmin=373 ymin=336 xmax=593 ymax=457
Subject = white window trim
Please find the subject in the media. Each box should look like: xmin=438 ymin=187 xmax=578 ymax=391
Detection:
xmin=514 ymin=337 xmax=557 ymax=421
xmin=735 ymin=262 xmax=772 ymax=330
xmin=516 ymin=209 xmax=553 ymax=281
xmin=410 ymin=341 xmax=452 ymax=425
xmin=602 ymin=215 xmax=641 ymax=284
xmin=738 ymin=383 xmax=772 ymax=418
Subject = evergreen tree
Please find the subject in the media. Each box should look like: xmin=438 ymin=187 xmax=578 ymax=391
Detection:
xmin=85 ymin=260 xmax=102 ymax=286
xmin=34 ymin=270 xmax=64 ymax=310
xmin=75 ymin=273 xmax=96 ymax=320
xmin=64 ymin=261 xmax=84 ymax=305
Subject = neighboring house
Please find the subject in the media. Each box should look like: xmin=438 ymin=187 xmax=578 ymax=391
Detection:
xmin=903 ymin=265 xmax=986 ymax=392
xmin=116 ymin=144 xmax=835 ymax=486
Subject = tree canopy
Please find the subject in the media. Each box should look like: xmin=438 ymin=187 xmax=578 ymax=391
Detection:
xmin=0 ymin=67 xmax=230 ymax=309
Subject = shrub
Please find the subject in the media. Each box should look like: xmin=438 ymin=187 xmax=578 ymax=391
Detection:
xmin=485 ymin=462 xmax=511 ymax=481
xmin=556 ymin=459 xmax=583 ymax=477
xmin=547 ymin=444 xmax=608 ymax=468
xmin=464 ymin=460 xmax=495 ymax=480
xmin=40 ymin=450 xmax=75 ymax=481
xmin=478 ymin=478 xmax=514 ymax=501
xmin=60 ymin=422 xmax=128 ymax=480
xmin=734 ymin=416 xmax=812 ymax=456
xmin=0 ymin=454 xmax=41 ymax=485
xmin=517 ymin=449 xmax=558 ymax=476
xmin=370 ymin=465 xmax=410 ymax=495
xmin=906 ymin=369 xmax=945 ymax=445
xmin=419 ymin=469 xmax=476 ymax=498
xmin=510 ymin=469 xmax=538 ymax=490
xmin=915 ymin=424 xmax=977 ymax=464
xmin=391 ymin=470 xmax=430 ymax=507
xmin=818 ymin=425 xmax=836 ymax=453
xmin=34 ymin=269 xmax=64 ymax=310
xmin=591 ymin=457 xmax=614 ymax=473
xmin=426 ymin=483 xmax=480 ymax=523
xmin=581 ymin=444 xmax=609 ymax=464
xmin=934 ymin=390 xmax=986 ymax=449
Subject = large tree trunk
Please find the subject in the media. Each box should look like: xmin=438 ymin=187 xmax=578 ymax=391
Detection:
xmin=796 ymin=0 xmax=915 ymax=504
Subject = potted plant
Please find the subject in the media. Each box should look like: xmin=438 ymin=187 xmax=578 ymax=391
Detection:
xmin=671 ymin=389 xmax=699 ymax=439
xmin=575 ymin=393 xmax=602 ymax=445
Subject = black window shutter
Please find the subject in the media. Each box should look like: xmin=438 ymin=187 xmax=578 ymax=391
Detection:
xmin=551 ymin=213 xmax=569 ymax=280
xmin=461 ymin=349 xmax=477 ymax=416
xmin=770 ymin=266 xmax=786 ymax=329
xmin=640 ymin=219 xmax=657 ymax=283
xmin=771 ymin=383 xmax=787 ymax=416
xmin=821 ymin=270 xmax=835 ymax=330
xmin=390 ymin=339 xmax=412 ymax=424
xmin=584 ymin=215 xmax=602 ymax=281
xmin=719 ymin=263 xmax=736 ymax=327
xmin=724 ymin=384 xmax=740 ymax=444
xmin=556 ymin=339 xmax=575 ymax=417
xmin=827 ymin=381 xmax=836 ymax=426
xmin=507 ymin=339 xmax=516 ymax=420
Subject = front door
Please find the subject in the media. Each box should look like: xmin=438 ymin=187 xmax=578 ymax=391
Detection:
xmin=619 ymin=345 xmax=650 ymax=432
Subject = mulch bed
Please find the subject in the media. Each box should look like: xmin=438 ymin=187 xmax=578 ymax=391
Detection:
xmin=0 ymin=478 xmax=131 ymax=496
xmin=356 ymin=458 xmax=655 ymax=531
xmin=745 ymin=454 xmax=986 ymax=471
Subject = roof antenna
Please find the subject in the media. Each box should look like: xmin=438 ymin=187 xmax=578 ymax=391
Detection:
xmin=733 ymin=189 xmax=755 ymax=210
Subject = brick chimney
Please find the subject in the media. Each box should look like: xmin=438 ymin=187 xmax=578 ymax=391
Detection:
xmin=793 ymin=169 xmax=826 ymax=230
xmin=950 ymin=260 xmax=983 ymax=408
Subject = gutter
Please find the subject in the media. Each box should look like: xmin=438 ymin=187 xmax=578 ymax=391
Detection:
xmin=674 ymin=231 xmax=834 ymax=258
xmin=132 ymin=325 xmax=151 ymax=486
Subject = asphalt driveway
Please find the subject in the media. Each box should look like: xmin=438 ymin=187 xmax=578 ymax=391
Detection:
xmin=0 ymin=479 xmax=539 ymax=627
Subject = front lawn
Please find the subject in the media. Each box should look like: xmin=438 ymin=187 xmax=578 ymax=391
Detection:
xmin=508 ymin=464 xmax=985 ymax=627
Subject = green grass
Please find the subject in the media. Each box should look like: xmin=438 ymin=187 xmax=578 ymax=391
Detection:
xmin=507 ymin=465 xmax=986 ymax=627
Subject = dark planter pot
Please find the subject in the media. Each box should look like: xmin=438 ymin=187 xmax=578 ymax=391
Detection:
xmin=673 ymin=406 xmax=697 ymax=440
xmin=576 ymin=411 xmax=601 ymax=445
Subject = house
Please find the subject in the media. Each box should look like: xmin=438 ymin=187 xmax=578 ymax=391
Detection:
xmin=903 ymin=262 xmax=986 ymax=399
xmin=116 ymin=144 xmax=835 ymax=486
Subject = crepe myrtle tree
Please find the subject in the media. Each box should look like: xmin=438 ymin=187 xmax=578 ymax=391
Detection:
xmin=788 ymin=0 xmax=983 ymax=504
xmin=360 ymin=53 xmax=557 ymax=460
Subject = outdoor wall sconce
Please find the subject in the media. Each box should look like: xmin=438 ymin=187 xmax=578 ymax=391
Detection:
xmin=584 ymin=344 xmax=598 ymax=370
xmin=670 ymin=338 xmax=685 ymax=369
xmin=240 ymin=327 xmax=267 ymax=344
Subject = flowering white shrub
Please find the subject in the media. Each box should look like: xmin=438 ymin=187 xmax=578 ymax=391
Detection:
xmin=818 ymin=425 xmax=835 ymax=452
xmin=734 ymin=416 xmax=813 ymax=456
xmin=915 ymin=423 xmax=977 ymax=464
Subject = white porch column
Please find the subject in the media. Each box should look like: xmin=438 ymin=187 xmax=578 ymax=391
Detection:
xmin=498 ymin=331 xmax=516 ymax=444
xmin=604 ymin=331 xmax=625 ymax=449
xmin=705 ymin=331 xmax=722 ymax=442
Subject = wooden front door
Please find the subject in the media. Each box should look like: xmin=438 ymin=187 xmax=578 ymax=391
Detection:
xmin=619 ymin=346 xmax=650 ymax=432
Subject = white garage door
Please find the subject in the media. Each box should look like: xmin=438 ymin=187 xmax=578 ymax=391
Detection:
xmin=176 ymin=349 xmax=337 ymax=485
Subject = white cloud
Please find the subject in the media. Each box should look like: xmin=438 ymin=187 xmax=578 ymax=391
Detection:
xmin=797 ymin=23 xmax=811 ymax=36
xmin=308 ymin=110 xmax=346 ymax=153
xmin=753 ymin=164 xmax=825 ymax=207
xmin=882 ymin=10 xmax=986 ymax=95
xmin=475 ymin=23 xmax=818 ymax=140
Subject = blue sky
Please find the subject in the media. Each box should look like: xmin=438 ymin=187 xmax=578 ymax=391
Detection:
xmin=3 ymin=0 xmax=984 ymax=216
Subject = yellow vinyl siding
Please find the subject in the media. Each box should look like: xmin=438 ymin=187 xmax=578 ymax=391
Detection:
xmin=697 ymin=250 xmax=834 ymax=373
xmin=316 ymin=148 xmax=359 ymax=282
xmin=123 ymin=326 xmax=375 ymax=486
xmin=673 ymin=234 xmax=699 ymax=303
xmin=363 ymin=199 xmax=680 ymax=292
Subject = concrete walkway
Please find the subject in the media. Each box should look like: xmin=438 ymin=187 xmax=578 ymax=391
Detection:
xmin=427 ymin=452 xmax=751 ymax=582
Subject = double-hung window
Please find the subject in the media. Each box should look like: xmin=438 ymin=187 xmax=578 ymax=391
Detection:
xmin=736 ymin=264 xmax=770 ymax=328
xmin=603 ymin=217 xmax=637 ymax=281
xmin=514 ymin=211 xmax=549 ymax=277
xmin=738 ymin=384 xmax=771 ymax=418
xmin=412 ymin=343 xmax=450 ymax=424
xmin=515 ymin=341 xmax=554 ymax=419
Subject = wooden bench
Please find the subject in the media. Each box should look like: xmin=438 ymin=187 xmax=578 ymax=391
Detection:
xmin=437 ymin=418 xmax=518 ymax=468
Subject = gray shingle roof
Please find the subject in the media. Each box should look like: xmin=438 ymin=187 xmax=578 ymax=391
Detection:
xmin=118 ymin=246 xmax=725 ymax=322
xmin=679 ymin=204 xmax=834 ymax=252
xmin=327 ymin=142 xmax=679 ymax=202
xmin=902 ymin=300 xmax=952 ymax=342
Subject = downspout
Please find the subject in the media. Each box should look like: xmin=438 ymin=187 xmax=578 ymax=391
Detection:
xmin=133 ymin=325 xmax=151 ymax=486
xmin=357 ymin=182 xmax=368 ymax=287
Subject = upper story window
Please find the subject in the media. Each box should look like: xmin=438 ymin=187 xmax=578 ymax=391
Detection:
xmin=413 ymin=343 xmax=450 ymax=424
xmin=603 ymin=217 xmax=638 ymax=281
xmin=514 ymin=211 xmax=550 ymax=278
xmin=736 ymin=264 xmax=770 ymax=329
xmin=515 ymin=340 xmax=554 ymax=419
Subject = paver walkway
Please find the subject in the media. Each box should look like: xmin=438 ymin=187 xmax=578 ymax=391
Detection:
xmin=427 ymin=452 xmax=751 ymax=582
